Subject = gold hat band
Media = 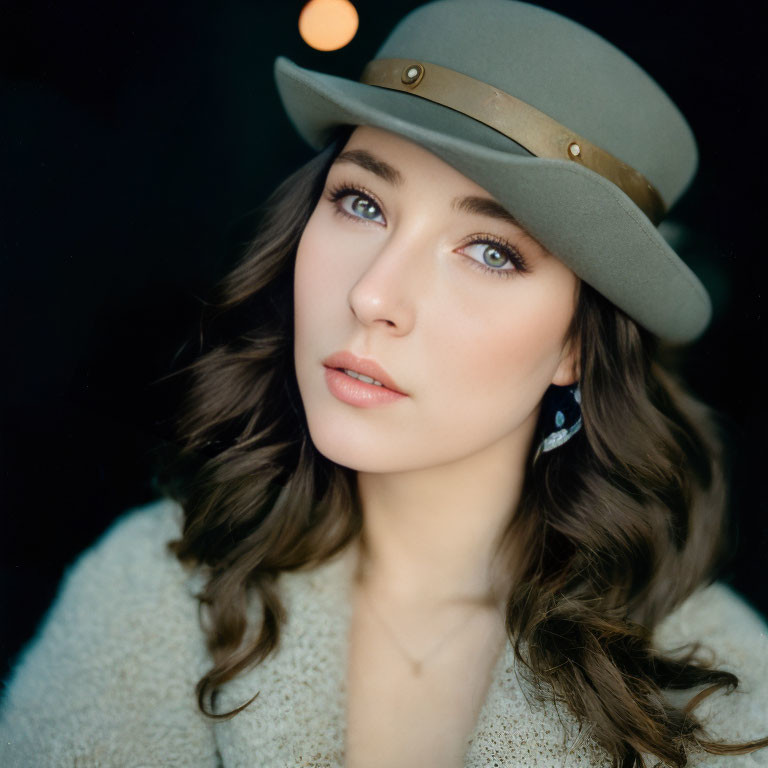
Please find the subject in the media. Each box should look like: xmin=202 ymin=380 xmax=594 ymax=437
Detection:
xmin=360 ymin=58 xmax=666 ymax=225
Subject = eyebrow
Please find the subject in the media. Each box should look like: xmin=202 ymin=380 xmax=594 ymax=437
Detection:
xmin=335 ymin=149 xmax=404 ymax=186
xmin=333 ymin=148 xmax=520 ymax=227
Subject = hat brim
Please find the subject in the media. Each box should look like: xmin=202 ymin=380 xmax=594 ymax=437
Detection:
xmin=274 ymin=56 xmax=711 ymax=344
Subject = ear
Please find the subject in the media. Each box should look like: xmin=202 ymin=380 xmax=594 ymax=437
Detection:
xmin=551 ymin=334 xmax=581 ymax=387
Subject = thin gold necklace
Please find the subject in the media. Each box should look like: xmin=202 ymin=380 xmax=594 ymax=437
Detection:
xmin=357 ymin=586 xmax=491 ymax=676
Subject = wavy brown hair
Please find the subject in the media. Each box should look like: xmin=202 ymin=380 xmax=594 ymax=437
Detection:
xmin=160 ymin=131 xmax=768 ymax=767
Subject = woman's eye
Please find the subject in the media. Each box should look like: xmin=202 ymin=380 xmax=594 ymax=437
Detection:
xmin=339 ymin=194 xmax=384 ymax=223
xmin=462 ymin=242 xmax=516 ymax=271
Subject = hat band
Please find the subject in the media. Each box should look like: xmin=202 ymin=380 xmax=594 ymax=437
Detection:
xmin=360 ymin=58 xmax=666 ymax=225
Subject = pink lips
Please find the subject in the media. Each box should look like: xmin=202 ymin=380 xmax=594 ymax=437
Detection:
xmin=322 ymin=351 xmax=408 ymax=408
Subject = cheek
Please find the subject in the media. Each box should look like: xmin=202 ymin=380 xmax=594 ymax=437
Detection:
xmin=294 ymin=211 xmax=353 ymax=359
xmin=423 ymin=277 xmax=576 ymax=428
xmin=295 ymin=215 xmax=335 ymax=326
xmin=295 ymin=206 xmax=378 ymax=330
xmin=294 ymin=214 xmax=327 ymax=398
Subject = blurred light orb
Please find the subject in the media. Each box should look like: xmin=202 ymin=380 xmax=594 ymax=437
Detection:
xmin=299 ymin=0 xmax=359 ymax=52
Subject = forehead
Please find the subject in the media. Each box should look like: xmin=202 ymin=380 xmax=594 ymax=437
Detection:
xmin=337 ymin=126 xmax=490 ymax=195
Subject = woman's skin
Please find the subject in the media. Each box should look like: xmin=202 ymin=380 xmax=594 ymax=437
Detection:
xmin=293 ymin=126 xmax=581 ymax=766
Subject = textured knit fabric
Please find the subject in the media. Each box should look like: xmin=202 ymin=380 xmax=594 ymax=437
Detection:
xmin=1 ymin=498 xmax=766 ymax=767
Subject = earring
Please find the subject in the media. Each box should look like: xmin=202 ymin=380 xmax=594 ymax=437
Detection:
xmin=535 ymin=383 xmax=582 ymax=457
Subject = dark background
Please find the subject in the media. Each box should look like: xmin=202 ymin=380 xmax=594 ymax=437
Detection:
xmin=1 ymin=0 xmax=764 ymax=679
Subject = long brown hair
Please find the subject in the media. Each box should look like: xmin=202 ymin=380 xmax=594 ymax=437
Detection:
xmin=160 ymin=131 xmax=768 ymax=767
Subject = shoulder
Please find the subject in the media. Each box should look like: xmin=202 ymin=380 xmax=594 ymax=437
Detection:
xmin=17 ymin=497 xmax=197 ymax=652
xmin=655 ymin=581 xmax=768 ymax=674
xmin=654 ymin=582 xmax=768 ymax=766
xmin=59 ymin=495 xmax=189 ymax=597
xmin=0 ymin=498 xmax=219 ymax=767
xmin=48 ymin=495 xmax=184 ymax=586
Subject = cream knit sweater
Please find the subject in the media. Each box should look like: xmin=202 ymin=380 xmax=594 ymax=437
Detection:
xmin=1 ymin=498 xmax=766 ymax=767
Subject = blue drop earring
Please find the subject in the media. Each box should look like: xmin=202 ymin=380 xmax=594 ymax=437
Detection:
xmin=535 ymin=383 xmax=583 ymax=458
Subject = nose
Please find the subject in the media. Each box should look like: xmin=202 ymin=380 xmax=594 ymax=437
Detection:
xmin=347 ymin=234 xmax=424 ymax=336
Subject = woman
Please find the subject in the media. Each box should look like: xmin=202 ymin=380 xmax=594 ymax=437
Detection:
xmin=1 ymin=0 xmax=766 ymax=766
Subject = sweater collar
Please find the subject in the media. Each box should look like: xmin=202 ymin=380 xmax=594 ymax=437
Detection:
xmin=208 ymin=542 xmax=602 ymax=766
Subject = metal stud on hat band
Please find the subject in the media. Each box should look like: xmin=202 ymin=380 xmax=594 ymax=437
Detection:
xmin=360 ymin=58 xmax=667 ymax=225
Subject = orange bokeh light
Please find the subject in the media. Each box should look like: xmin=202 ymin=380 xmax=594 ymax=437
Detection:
xmin=299 ymin=0 xmax=359 ymax=52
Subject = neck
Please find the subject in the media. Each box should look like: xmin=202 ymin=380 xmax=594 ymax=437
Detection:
xmin=355 ymin=423 xmax=535 ymax=611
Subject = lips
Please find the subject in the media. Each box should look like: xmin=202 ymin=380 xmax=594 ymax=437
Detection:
xmin=322 ymin=351 xmax=406 ymax=395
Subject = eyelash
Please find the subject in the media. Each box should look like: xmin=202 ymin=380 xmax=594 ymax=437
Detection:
xmin=324 ymin=181 xmax=529 ymax=278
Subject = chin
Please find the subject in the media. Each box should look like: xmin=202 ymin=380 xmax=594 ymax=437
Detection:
xmin=303 ymin=415 xmax=484 ymax=475
xmin=304 ymin=416 xmax=404 ymax=473
xmin=297 ymin=377 xmax=416 ymax=473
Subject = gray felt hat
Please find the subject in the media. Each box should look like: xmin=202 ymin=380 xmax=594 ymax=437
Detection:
xmin=274 ymin=0 xmax=710 ymax=343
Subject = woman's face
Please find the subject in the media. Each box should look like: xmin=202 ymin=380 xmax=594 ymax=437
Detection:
xmin=294 ymin=126 xmax=579 ymax=474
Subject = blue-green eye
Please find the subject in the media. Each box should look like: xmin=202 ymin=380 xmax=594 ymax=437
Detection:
xmin=326 ymin=182 xmax=528 ymax=278
xmin=462 ymin=242 xmax=516 ymax=272
xmin=347 ymin=195 xmax=382 ymax=221
xmin=481 ymin=245 xmax=509 ymax=268
xmin=328 ymin=183 xmax=385 ymax=224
